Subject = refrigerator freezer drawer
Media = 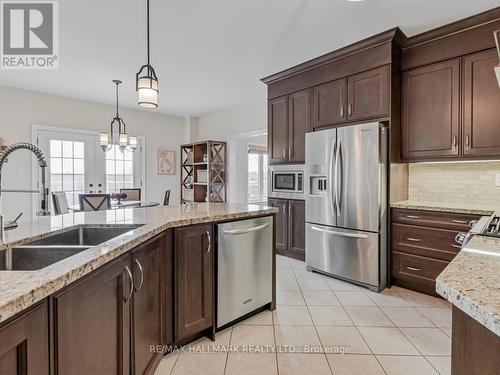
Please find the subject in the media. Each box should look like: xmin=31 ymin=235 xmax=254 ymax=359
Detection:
xmin=217 ymin=216 xmax=273 ymax=328
xmin=306 ymin=223 xmax=379 ymax=287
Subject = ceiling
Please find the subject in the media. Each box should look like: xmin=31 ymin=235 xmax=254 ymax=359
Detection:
xmin=0 ymin=0 xmax=499 ymax=116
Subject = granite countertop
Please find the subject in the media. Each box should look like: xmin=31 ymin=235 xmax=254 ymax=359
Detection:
xmin=436 ymin=234 xmax=500 ymax=337
xmin=0 ymin=203 xmax=277 ymax=324
xmin=390 ymin=200 xmax=498 ymax=216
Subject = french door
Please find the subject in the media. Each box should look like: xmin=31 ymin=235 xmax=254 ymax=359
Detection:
xmin=36 ymin=127 xmax=143 ymax=210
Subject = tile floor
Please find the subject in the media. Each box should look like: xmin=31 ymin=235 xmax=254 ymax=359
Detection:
xmin=155 ymin=255 xmax=452 ymax=375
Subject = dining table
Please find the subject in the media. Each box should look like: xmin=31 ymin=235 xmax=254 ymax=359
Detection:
xmin=69 ymin=200 xmax=160 ymax=212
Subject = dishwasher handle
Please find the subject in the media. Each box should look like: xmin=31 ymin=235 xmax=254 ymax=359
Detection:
xmin=223 ymin=223 xmax=270 ymax=235
xmin=310 ymin=225 xmax=368 ymax=239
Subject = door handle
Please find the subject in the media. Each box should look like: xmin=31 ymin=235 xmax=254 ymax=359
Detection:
xmin=283 ymin=146 xmax=287 ymax=159
xmin=404 ymin=215 xmax=421 ymax=219
xmin=334 ymin=141 xmax=341 ymax=216
xmin=310 ymin=226 xmax=368 ymax=239
xmin=451 ymin=219 xmax=467 ymax=224
xmin=328 ymin=139 xmax=336 ymax=217
xmin=452 ymin=136 xmax=457 ymax=150
xmin=348 ymin=104 xmax=352 ymax=117
xmin=124 ymin=266 xmax=134 ymax=302
xmin=133 ymin=259 xmax=144 ymax=293
xmin=451 ymin=244 xmax=462 ymax=249
xmin=340 ymin=105 xmax=345 ymax=118
xmin=206 ymin=230 xmax=211 ymax=254
xmin=223 ymin=223 xmax=269 ymax=235
xmin=405 ymin=266 xmax=421 ymax=272
xmin=465 ymin=135 xmax=470 ymax=151
xmin=405 ymin=237 xmax=422 ymax=242
xmin=288 ymin=147 xmax=292 ymax=160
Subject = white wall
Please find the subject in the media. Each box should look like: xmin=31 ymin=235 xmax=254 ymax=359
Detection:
xmin=0 ymin=85 xmax=186 ymax=222
xmin=197 ymin=100 xmax=267 ymax=141
xmin=198 ymin=100 xmax=268 ymax=204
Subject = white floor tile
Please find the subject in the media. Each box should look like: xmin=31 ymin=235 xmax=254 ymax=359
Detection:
xmin=326 ymin=354 xmax=385 ymax=375
xmin=335 ymin=291 xmax=377 ymax=306
xmin=240 ymin=310 xmax=273 ymax=325
xmin=326 ymin=278 xmax=365 ymax=291
xmin=366 ymin=288 xmax=411 ymax=307
xmin=377 ymin=355 xmax=439 ymax=375
xmin=298 ymin=278 xmax=331 ymax=291
xmin=276 ymin=268 xmax=295 ymax=278
xmin=170 ymin=353 xmax=227 ymax=375
xmin=274 ymin=325 xmax=322 ymax=352
xmin=277 ymin=289 xmax=306 ymax=305
xmin=358 ymin=327 xmax=419 ymax=355
xmin=400 ymin=328 xmax=451 ymax=356
xmin=230 ymin=325 xmax=275 ymax=346
xmin=303 ymin=291 xmax=341 ymax=306
xmin=277 ymin=353 xmax=333 ymax=375
xmin=344 ymin=306 xmax=395 ymax=327
xmin=316 ymin=326 xmax=371 ymax=354
xmin=273 ymin=306 xmax=313 ymax=325
xmin=183 ymin=328 xmax=232 ymax=353
xmin=417 ymin=308 xmax=452 ymax=328
xmin=381 ymin=307 xmax=435 ymax=328
xmin=154 ymin=352 xmax=179 ymax=375
xmin=277 ymin=277 xmax=300 ymax=290
xmin=225 ymin=353 xmax=278 ymax=375
xmin=394 ymin=288 xmax=449 ymax=308
xmin=425 ymin=356 xmax=451 ymax=375
xmin=308 ymin=306 xmax=353 ymax=326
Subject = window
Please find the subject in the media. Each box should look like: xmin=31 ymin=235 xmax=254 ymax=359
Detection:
xmin=49 ymin=140 xmax=85 ymax=207
xmin=247 ymin=144 xmax=268 ymax=203
xmin=106 ymin=145 xmax=135 ymax=193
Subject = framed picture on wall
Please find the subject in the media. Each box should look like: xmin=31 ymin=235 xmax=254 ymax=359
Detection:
xmin=158 ymin=150 xmax=175 ymax=175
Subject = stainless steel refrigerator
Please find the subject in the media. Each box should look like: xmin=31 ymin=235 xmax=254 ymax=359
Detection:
xmin=305 ymin=122 xmax=388 ymax=292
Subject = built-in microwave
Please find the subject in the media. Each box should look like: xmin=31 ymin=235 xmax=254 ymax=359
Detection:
xmin=268 ymin=165 xmax=305 ymax=200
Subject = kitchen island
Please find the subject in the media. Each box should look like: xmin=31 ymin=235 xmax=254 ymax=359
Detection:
xmin=0 ymin=203 xmax=277 ymax=375
xmin=436 ymin=234 xmax=500 ymax=375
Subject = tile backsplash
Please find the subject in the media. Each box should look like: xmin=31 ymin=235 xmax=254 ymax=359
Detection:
xmin=408 ymin=162 xmax=500 ymax=206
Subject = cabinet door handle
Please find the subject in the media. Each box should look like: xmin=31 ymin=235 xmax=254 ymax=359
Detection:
xmin=124 ymin=266 xmax=134 ymax=302
xmin=405 ymin=266 xmax=421 ymax=272
xmin=340 ymin=105 xmax=345 ymax=118
xmin=451 ymin=244 xmax=462 ymax=249
xmin=405 ymin=237 xmax=422 ymax=242
xmin=283 ymin=203 xmax=287 ymax=216
xmin=451 ymin=219 xmax=467 ymax=224
xmin=465 ymin=135 xmax=470 ymax=151
xmin=348 ymin=104 xmax=352 ymax=117
xmin=404 ymin=215 xmax=421 ymax=219
xmin=452 ymin=136 xmax=457 ymax=150
xmin=288 ymin=201 xmax=292 ymax=216
xmin=206 ymin=230 xmax=211 ymax=254
xmin=134 ymin=259 xmax=144 ymax=293
xmin=288 ymin=147 xmax=292 ymax=160
xmin=283 ymin=146 xmax=287 ymax=159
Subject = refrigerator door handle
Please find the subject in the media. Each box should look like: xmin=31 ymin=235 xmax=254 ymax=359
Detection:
xmin=334 ymin=140 xmax=341 ymax=216
xmin=310 ymin=225 xmax=369 ymax=239
xmin=328 ymin=138 xmax=336 ymax=217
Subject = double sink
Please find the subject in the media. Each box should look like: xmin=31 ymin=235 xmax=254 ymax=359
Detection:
xmin=0 ymin=224 xmax=143 ymax=271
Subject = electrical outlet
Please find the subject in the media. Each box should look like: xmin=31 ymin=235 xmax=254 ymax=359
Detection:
xmin=496 ymin=173 xmax=500 ymax=187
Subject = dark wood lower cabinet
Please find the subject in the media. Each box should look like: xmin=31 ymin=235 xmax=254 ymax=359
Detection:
xmin=174 ymin=224 xmax=214 ymax=341
xmin=0 ymin=301 xmax=49 ymax=375
xmin=53 ymin=254 xmax=132 ymax=375
xmin=268 ymin=198 xmax=305 ymax=261
xmin=452 ymin=306 xmax=500 ymax=375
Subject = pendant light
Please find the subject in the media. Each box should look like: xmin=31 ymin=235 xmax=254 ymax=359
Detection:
xmin=136 ymin=0 xmax=158 ymax=108
xmin=100 ymin=80 xmax=138 ymax=153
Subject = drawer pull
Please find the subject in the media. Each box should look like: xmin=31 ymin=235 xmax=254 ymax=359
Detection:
xmin=404 ymin=215 xmax=421 ymax=219
xmin=451 ymin=220 xmax=468 ymax=224
xmin=405 ymin=266 xmax=421 ymax=272
xmin=405 ymin=237 xmax=422 ymax=242
xmin=451 ymin=244 xmax=462 ymax=249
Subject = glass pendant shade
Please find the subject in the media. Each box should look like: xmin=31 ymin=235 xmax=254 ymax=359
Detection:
xmin=128 ymin=135 xmax=138 ymax=149
xmin=100 ymin=132 xmax=109 ymax=146
xmin=137 ymin=67 xmax=158 ymax=108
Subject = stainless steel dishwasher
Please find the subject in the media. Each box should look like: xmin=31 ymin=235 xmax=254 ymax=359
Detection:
xmin=217 ymin=215 xmax=273 ymax=328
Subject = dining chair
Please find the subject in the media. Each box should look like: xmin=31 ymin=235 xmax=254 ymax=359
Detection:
xmin=79 ymin=194 xmax=111 ymax=212
xmin=163 ymin=190 xmax=170 ymax=206
xmin=120 ymin=188 xmax=141 ymax=201
xmin=52 ymin=191 xmax=70 ymax=215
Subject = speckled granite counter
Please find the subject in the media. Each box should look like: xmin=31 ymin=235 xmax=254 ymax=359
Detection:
xmin=436 ymin=234 xmax=500 ymax=337
xmin=391 ymin=200 xmax=497 ymax=216
xmin=0 ymin=203 xmax=277 ymax=324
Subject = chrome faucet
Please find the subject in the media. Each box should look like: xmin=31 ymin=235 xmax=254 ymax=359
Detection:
xmin=0 ymin=142 xmax=50 ymax=242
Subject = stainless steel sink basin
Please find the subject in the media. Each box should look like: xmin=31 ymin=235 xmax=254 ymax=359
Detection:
xmin=0 ymin=246 xmax=89 ymax=271
xmin=26 ymin=224 xmax=143 ymax=247
xmin=0 ymin=224 xmax=143 ymax=271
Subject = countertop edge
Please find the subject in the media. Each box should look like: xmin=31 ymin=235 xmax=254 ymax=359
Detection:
xmin=390 ymin=201 xmax=495 ymax=216
xmin=0 ymin=207 xmax=277 ymax=325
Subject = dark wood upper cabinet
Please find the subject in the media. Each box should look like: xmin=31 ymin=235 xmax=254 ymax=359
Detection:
xmin=132 ymin=233 xmax=170 ymax=375
xmin=268 ymin=198 xmax=288 ymax=254
xmin=313 ymin=79 xmax=347 ymax=128
xmin=288 ymin=89 xmax=312 ymax=163
xmin=53 ymin=254 xmax=132 ymax=375
xmin=268 ymin=96 xmax=289 ymax=164
xmin=288 ymin=199 xmax=305 ymax=261
xmin=0 ymin=302 xmax=49 ymax=375
xmin=463 ymin=48 xmax=500 ymax=157
xmin=175 ymin=224 xmax=213 ymax=341
xmin=347 ymin=66 xmax=390 ymax=121
xmin=402 ymin=59 xmax=461 ymax=160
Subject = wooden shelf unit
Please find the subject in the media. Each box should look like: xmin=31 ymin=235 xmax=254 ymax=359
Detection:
xmin=180 ymin=141 xmax=227 ymax=203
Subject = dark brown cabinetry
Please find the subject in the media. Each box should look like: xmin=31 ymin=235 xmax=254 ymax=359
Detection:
xmin=313 ymin=79 xmax=347 ymax=128
xmin=0 ymin=302 xmax=49 ymax=375
xmin=269 ymin=90 xmax=311 ymax=165
xmin=463 ymin=49 xmax=500 ymax=157
xmin=53 ymin=254 xmax=132 ymax=375
xmin=174 ymin=224 xmax=213 ymax=341
xmin=391 ymin=208 xmax=480 ymax=296
xmin=402 ymin=59 xmax=460 ymax=160
xmin=53 ymin=232 xmax=170 ymax=375
xmin=268 ymin=198 xmax=305 ymax=261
